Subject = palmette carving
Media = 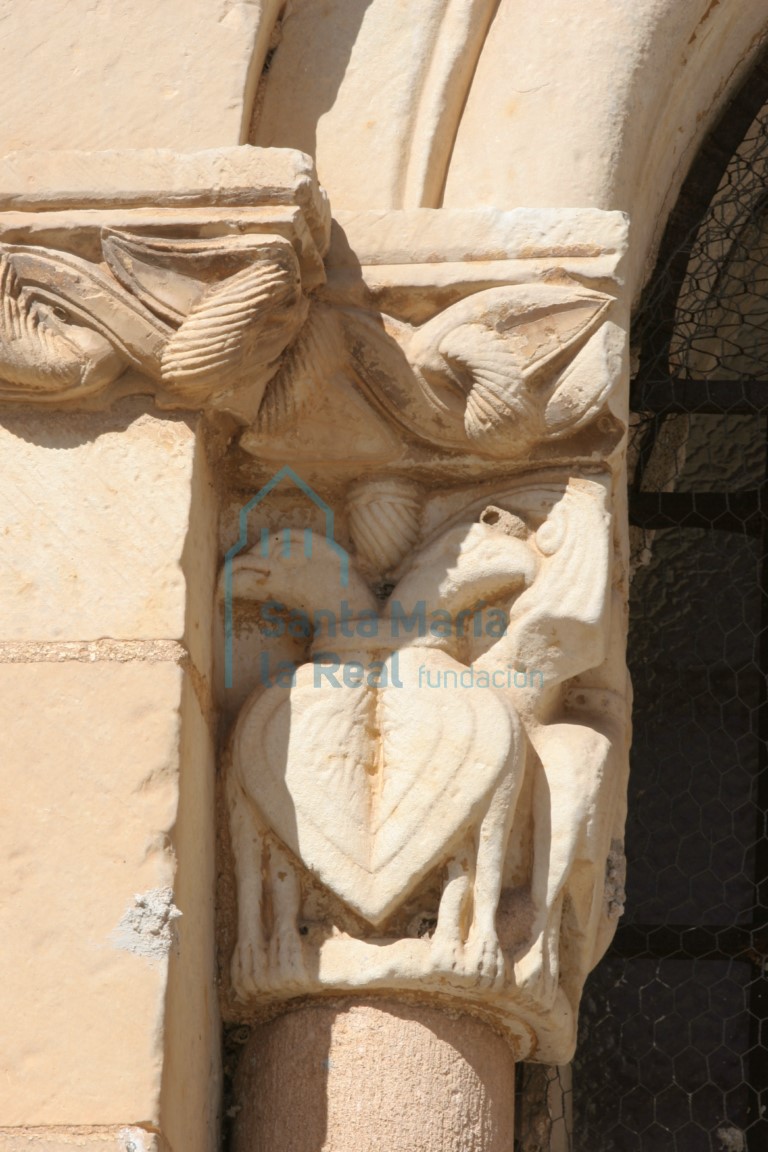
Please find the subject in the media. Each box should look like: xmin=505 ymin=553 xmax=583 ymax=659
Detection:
xmin=391 ymin=283 xmax=615 ymax=454
xmin=157 ymin=241 xmax=306 ymax=405
xmin=346 ymin=477 xmax=423 ymax=574
xmin=0 ymin=233 xmax=306 ymax=409
xmin=0 ymin=229 xmax=620 ymax=472
xmin=245 ymin=282 xmax=620 ymax=465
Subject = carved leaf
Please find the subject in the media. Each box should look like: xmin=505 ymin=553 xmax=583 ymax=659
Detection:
xmin=347 ymin=476 xmax=423 ymax=575
xmin=343 ymin=284 xmax=613 ymax=457
xmin=0 ymin=251 xmax=123 ymax=400
xmin=254 ymin=302 xmax=342 ymax=435
xmin=160 ymin=246 xmax=307 ymax=405
xmin=102 ymin=230 xmax=299 ymax=325
xmin=543 ymin=322 xmax=619 ymax=435
xmin=437 ymin=321 xmax=538 ymax=452
xmin=235 ymin=646 xmax=519 ymax=925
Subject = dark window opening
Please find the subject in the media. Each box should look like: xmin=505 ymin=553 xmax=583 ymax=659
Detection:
xmin=571 ymin=52 xmax=768 ymax=1152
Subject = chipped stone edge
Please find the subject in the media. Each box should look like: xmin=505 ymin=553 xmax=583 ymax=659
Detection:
xmin=111 ymin=888 xmax=182 ymax=967
xmin=331 ymin=207 xmax=630 ymax=265
xmin=0 ymin=640 xmax=185 ymax=664
xmin=0 ymin=1126 xmax=163 ymax=1151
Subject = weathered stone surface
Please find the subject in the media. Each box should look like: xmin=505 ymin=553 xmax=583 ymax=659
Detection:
xmin=0 ymin=1129 xmax=160 ymax=1151
xmin=0 ymin=661 xmax=181 ymax=1125
xmin=0 ymin=146 xmax=327 ymax=220
xmin=215 ymin=207 xmax=630 ymax=1065
xmin=0 ymin=1 xmax=761 ymax=1143
xmin=223 ymin=475 xmax=626 ymax=1062
xmin=0 ymin=147 xmax=331 ymax=275
xmin=248 ymin=0 xmax=767 ymax=299
xmin=0 ymin=403 xmax=201 ymax=643
xmin=0 ymin=150 xmax=329 ymax=410
xmin=161 ymin=676 xmax=220 ymax=1152
xmin=254 ymin=0 xmax=500 ymax=209
xmin=0 ymin=2 xmax=267 ymax=155
xmin=233 ymin=1002 xmax=516 ymax=1152
xmin=331 ymin=207 xmax=629 ymax=267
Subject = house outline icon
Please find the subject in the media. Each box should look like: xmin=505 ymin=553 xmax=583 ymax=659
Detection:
xmin=223 ymin=466 xmax=349 ymax=689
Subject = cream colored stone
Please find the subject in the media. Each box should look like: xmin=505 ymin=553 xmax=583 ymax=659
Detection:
xmin=233 ymin=1002 xmax=516 ymax=1152
xmin=180 ymin=422 xmax=218 ymax=692
xmin=326 ymin=206 xmax=629 ymax=311
xmin=2 ymin=0 xmax=761 ymax=1136
xmin=0 ymin=661 xmax=182 ymax=1125
xmin=0 ymin=403 xmax=201 ymax=642
xmin=249 ymin=0 xmax=768 ymax=302
xmin=0 ymin=207 xmax=326 ymax=290
xmin=0 ymin=149 xmax=329 ymax=408
xmin=239 ymin=228 xmax=627 ymax=480
xmin=160 ymin=676 xmax=220 ymax=1152
xmin=439 ymin=0 xmax=768 ymax=296
xmin=0 ymin=1129 xmax=160 ymax=1151
xmin=224 ymin=472 xmax=625 ymax=1062
xmin=330 ymin=207 xmax=629 ymax=268
xmin=254 ymin=0 xmax=501 ymax=209
xmin=179 ymin=195 xmax=634 ymax=1063
xmin=0 ymin=81 xmax=633 ymax=1126
xmin=0 ymin=147 xmax=330 ymax=259
xmin=0 ymin=145 xmax=321 ymax=210
xmin=0 ymin=2 xmax=760 ymax=300
xmin=0 ymin=2 xmax=266 ymax=154
xmin=0 ymin=232 xmax=306 ymax=407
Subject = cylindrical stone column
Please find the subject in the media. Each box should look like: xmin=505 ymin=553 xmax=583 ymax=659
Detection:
xmin=233 ymin=999 xmax=515 ymax=1152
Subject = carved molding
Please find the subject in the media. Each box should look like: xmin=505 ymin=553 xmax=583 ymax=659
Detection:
xmin=0 ymin=147 xmax=328 ymax=412
xmin=0 ymin=233 xmax=308 ymax=407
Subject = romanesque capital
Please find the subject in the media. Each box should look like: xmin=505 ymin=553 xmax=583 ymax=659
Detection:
xmin=214 ymin=177 xmax=630 ymax=1065
xmin=0 ymin=147 xmax=629 ymax=1064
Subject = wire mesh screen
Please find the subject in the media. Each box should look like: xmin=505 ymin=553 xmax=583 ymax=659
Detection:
xmin=519 ymin=57 xmax=768 ymax=1152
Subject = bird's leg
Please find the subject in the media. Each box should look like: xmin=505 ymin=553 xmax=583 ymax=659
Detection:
xmin=463 ymin=727 xmax=528 ymax=989
xmin=266 ymin=838 xmax=307 ymax=989
xmin=228 ymin=776 xmax=268 ymax=999
xmin=430 ymin=839 xmax=473 ymax=977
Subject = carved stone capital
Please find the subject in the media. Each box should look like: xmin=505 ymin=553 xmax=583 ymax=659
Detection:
xmin=213 ymin=192 xmax=631 ymax=1065
xmin=0 ymin=144 xmax=629 ymax=1061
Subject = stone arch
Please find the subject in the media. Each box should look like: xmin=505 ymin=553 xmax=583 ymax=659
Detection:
xmin=246 ymin=0 xmax=768 ymax=299
xmin=441 ymin=0 xmax=768 ymax=297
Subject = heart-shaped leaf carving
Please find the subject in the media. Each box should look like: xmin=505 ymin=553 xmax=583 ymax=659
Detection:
xmin=235 ymin=647 xmax=519 ymax=925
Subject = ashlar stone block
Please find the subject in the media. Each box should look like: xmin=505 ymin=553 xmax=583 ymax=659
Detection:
xmin=0 ymin=661 xmax=184 ymax=1127
xmin=0 ymin=403 xmax=201 ymax=644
